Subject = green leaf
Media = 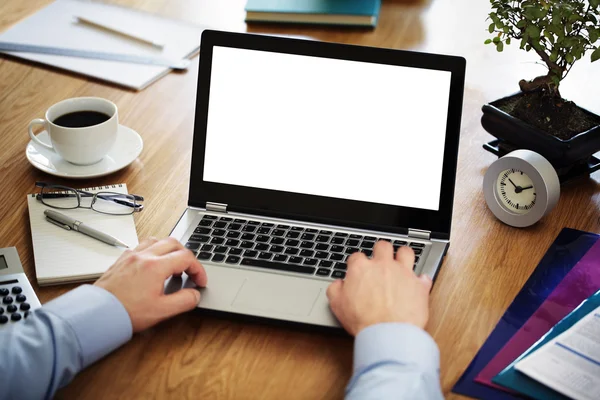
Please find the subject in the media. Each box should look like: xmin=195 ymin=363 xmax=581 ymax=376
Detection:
xmin=484 ymin=38 xmax=493 ymax=45
xmin=592 ymin=47 xmax=600 ymax=62
xmin=590 ymin=0 xmax=599 ymax=8
xmin=520 ymin=37 xmax=527 ymax=49
xmin=526 ymin=25 xmax=541 ymax=38
xmin=525 ymin=44 xmax=532 ymax=51
xmin=590 ymin=29 xmax=600 ymax=43
xmin=517 ymin=19 xmax=527 ymax=28
xmin=489 ymin=22 xmax=495 ymax=34
xmin=496 ymin=21 xmax=504 ymax=29
xmin=550 ymin=51 xmax=558 ymax=62
xmin=493 ymin=36 xmax=501 ymax=44
xmin=496 ymin=41 xmax=504 ymax=52
xmin=506 ymin=38 xmax=511 ymax=45
xmin=565 ymin=53 xmax=574 ymax=63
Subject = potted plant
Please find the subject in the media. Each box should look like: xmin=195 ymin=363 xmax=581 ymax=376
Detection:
xmin=480 ymin=0 xmax=600 ymax=181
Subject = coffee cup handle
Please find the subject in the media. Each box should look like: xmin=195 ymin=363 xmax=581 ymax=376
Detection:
xmin=28 ymin=119 xmax=54 ymax=151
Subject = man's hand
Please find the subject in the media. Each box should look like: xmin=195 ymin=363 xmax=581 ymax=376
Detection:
xmin=326 ymin=241 xmax=432 ymax=336
xmin=95 ymin=237 xmax=208 ymax=333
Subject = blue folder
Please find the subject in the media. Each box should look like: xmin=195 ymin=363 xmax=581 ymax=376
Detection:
xmin=452 ymin=228 xmax=599 ymax=399
xmin=492 ymin=290 xmax=600 ymax=400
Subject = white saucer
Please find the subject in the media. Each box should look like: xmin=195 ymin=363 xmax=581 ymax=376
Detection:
xmin=26 ymin=124 xmax=143 ymax=179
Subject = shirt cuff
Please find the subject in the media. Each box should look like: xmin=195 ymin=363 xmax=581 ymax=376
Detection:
xmin=353 ymin=323 xmax=440 ymax=375
xmin=43 ymin=284 xmax=133 ymax=368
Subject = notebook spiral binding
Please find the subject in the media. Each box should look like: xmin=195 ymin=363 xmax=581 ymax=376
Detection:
xmin=30 ymin=184 xmax=125 ymax=197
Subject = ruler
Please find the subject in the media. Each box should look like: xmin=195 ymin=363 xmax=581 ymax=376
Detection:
xmin=0 ymin=41 xmax=190 ymax=70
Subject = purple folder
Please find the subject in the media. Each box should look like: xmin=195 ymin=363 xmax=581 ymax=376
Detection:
xmin=452 ymin=228 xmax=599 ymax=399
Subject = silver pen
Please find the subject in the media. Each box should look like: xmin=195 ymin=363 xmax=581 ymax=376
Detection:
xmin=44 ymin=209 xmax=129 ymax=248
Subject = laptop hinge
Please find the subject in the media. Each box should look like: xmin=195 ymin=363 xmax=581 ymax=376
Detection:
xmin=408 ymin=228 xmax=431 ymax=240
xmin=206 ymin=202 xmax=227 ymax=213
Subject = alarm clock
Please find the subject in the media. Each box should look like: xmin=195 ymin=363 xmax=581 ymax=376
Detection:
xmin=483 ymin=149 xmax=560 ymax=227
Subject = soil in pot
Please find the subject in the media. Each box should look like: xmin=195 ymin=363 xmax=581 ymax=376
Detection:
xmin=492 ymin=90 xmax=600 ymax=140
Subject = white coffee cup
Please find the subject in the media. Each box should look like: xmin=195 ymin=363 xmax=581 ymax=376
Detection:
xmin=28 ymin=97 xmax=119 ymax=165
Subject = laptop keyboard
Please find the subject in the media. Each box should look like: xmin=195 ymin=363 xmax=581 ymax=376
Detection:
xmin=184 ymin=214 xmax=426 ymax=280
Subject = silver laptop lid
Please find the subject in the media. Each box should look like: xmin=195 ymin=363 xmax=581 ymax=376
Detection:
xmin=188 ymin=30 xmax=466 ymax=240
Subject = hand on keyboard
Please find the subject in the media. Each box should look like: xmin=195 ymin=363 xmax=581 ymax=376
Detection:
xmin=326 ymin=241 xmax=432 ymax=336
xmin=95 ymin=237 xmax=208 ymax=333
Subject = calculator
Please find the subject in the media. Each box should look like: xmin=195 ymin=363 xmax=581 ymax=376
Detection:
xmin=0 ymin=247 xmax=41 ymax=325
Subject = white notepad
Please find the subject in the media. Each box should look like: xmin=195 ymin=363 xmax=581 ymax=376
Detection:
xmin=0 ymin=0 xmax=206 ymax=90
xmin=27 ymin=184 xmax=139 ymax=286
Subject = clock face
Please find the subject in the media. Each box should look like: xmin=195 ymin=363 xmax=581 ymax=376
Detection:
xmin=495 ymin=168 xmax=537 ymax=214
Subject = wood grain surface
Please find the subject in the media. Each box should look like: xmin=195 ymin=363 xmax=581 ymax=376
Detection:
xmin=1 ymin=0 xmax=599 ymax=398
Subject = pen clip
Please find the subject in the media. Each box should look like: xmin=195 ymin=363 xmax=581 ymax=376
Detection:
xmin=46 ymin=216 xmax=72 ymax=231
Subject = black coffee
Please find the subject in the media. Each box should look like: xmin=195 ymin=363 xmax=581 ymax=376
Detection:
xmin=53 ymin=111 xmax=111 ymax=128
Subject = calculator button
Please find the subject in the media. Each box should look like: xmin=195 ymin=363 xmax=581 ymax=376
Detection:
xmin=2 ymin=296 xmax=13 ymax=304
xmin=6 ymin=305 xmax=17 ymax=313
xmin=20 ymin=303 xmax=31 ymax=311
xmin=10 ymin=313 xmax=21 ymax=322
xmin=0 ymin=288 xmax=8 ymax=296
xmin=12 ymin=286 xmax=22 ymax=295
xmin=0 ymin=315 xmax=8 ymax=324
xmin=0 ymin=307 xmax=3 ymax=314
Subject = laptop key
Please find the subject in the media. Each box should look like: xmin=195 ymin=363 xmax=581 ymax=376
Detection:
xmin=303 ymin=258 xmax=318 ymax=266
xmin=331 ymin=245 xmax=344 ymax=253
xmin=379 ymin=238 xmax=392 ymax=242
xmin=197 ymin=252 xmax=211 ymax=260
xmin=255 ymin=243 xmax=269 ymax=251
xmin=211 ymin=237 xmax=225 ymax=245
xmin=241 ymin=258 xmax=316 ymax=275
xmin=285 ymin=247 xmax=299 ymax=255
xmin=291 ymin=227 xmax=304 ymax=231
xmin=364 ymin=236 xmax=376 ymax=241
xmin=214 ymin=246 xmax=228 ymax=254
xmin=330 ymin=253 xmax=344 ymax=261
xmin=229 ymin=223 xmax=243 ymax=231
xmin=331 ymin=237 xmax=344 ymax=245
xmin=334 ymin=232 xmax=348 ymax=237
xmin=413 ymin=248 xmax=423 ymax=255
xmin=394 ymin=240 xmax=408 ymax=246
xmin=272 ymin=229 xmax=286 ymax=237
xmin=201 ymin=244 xmax=214 ymax=252
xmin=319 ymin=260 xmax=333 ymax=268
xmin=185 ymin=242 xmax=200 ymax=251
xmin=286 ymin=231 xmax=300 ymax=239
xmin=244 ymin=250 xmax=258 ymax=258
xmin=349 ymin=234 xmax=362 ymax=239
xmin=193 ymin=227 xmax=211 ymax=235
xmin=301 ymin=233 xmax=315 ymax=241
xmin=305 ymin=228 xmax=318 ymax=234
xmin=315 ymin=251 xmax=329 ymax=259
xmin=270 ymin=237 xmax=285 ymax=245
xmin=203 ymin=215 xmax=218 ymax=220
xmin=261 ymin=223 xmax=274 ymax=228
xmin=241 ymin=241 xmax=254 ymax=249
xmin=361 ymin=241 xmax=375 ymax=249
xmin=256 ymin=235 xmax=270 ymax=243
xmin=229 ymin=248 xmax=243 ymax=256
xmin=332 ymin=270 xmax=346 ymax=279
xmin=257 ymin=227 xmax=271 ymax=234
xmin=285 ymin=239 xmax=300 ymax=247
xmin=410 ymin=242 xmax=425 ymax=248
xmin=219 ymin=217 xmax=233 ymax=222
xmin=226 ymin=231 xmax=240 ymax=238
xmin=234 ymin=219 xmax=247 ymax=224
xmin=415 ymin=256 xmax=420 ymax=263
xmin=213 ymin=221 xmax=227 ymax=229
xmin=363 ymin=249 xmax=373 ymax=257
xmin=225 ymin=239 xmax=240 ymax=247
xmin=345 ymin=247 xmax=359 ymax=255
xmin=315 ymin=235 xmax=329 ymax=243
xmin=334 ymin=262 xmax=347 ymax=270
xmin=242 ymin=226 xmax=256 ymax=233
xmin=300 ymin=249 xmax=314 ymax=257
xmin=300 ymin=241 xmax=314 ymax=249
xmin=288 ymin=256 xmax=303 ymax=264
xmin=226 ymin=255 xmax=240 ymax=264
xmin=277 ymin=225 xmax=290 ymax=229
xmin=198 ymin=219 xmax=213 ymax=227
xmin=247 ymin=221 xmax=260 ymax=226
xmin=273 ymin=254 xmax=288 ymax=262
xmin=315 ymin=244 xmax=329 ymax=251
xmin=319 ymin=230 xmax=332 ymax=235
xmin=211 ymin=254 xmax=225 ymax=263
xmin=241 ymin=233 xmax=255 ymax=241
xmin=270 ymin=245 xmax=284 ymax=253
xmin=346 ymin=239 xmax=360 ymax=247
xmin=212 ymin=229 xmax=226 ymax=237
xmin=316 ymin=268 xmax=331 ymax=277
xmin=258 ymin=252 xmax=273 ymax=260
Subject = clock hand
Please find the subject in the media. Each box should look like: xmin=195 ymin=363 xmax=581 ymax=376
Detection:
xmin=521 ymin=185 xmax=534 ymax=190
xmin=508 ymin=178 xmax=518 ymax=189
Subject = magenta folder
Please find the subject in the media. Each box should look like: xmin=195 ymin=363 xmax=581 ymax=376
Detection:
xmin=475 ymin=238 xmax=600 ymax=390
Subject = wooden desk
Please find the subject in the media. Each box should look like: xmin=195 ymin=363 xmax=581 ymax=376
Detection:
xmin=1 ymin=0 xmax=599 ymax=398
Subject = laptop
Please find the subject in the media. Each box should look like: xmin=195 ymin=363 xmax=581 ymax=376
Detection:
xmin=166 ymin=30 xmax=466 ymax=328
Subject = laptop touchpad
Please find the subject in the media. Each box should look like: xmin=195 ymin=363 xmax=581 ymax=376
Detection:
xmin=232 ymin=279 xmax=321 ymax=317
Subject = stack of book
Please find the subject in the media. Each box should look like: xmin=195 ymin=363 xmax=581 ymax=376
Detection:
xmin=245 ymin=0 xmax=382 ymax=28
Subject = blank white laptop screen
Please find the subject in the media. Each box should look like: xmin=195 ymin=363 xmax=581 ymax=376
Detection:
xmin=204 ymin=46 xmax=452 ymax=211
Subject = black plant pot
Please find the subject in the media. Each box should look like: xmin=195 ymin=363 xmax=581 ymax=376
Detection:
xmin=481 ymin=92 xmax=600 ymax=183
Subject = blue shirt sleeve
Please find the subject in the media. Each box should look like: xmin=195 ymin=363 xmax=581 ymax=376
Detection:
xmin=0 ymin=284 xmax=133 ymax=400
xmin=346 ymin=323 xmax=443 ymax=400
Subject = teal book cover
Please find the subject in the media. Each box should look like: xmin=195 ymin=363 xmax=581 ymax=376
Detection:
xmin=245 ymin=0 xmax=382 ymax=27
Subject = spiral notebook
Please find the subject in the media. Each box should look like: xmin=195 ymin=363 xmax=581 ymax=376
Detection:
xmin=27 ymin=184 xmax=139 ymax=286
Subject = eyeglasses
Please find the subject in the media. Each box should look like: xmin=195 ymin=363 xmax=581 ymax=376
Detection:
xmin=35 ymin=182 xmax=144 ymax=215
